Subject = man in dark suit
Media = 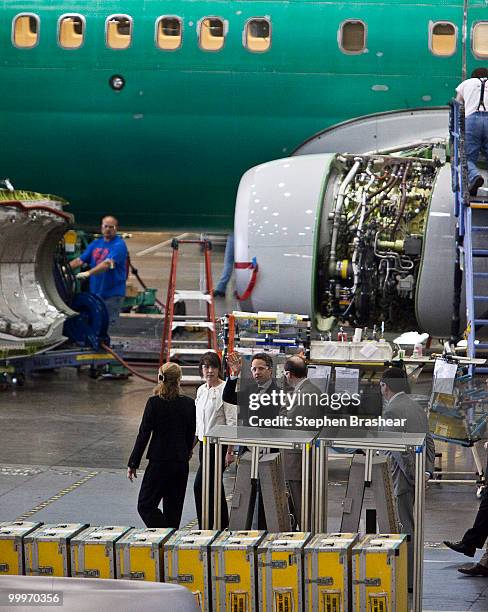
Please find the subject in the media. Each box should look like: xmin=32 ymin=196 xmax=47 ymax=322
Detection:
xmin=380 ymin=367 xmax=436 ymax=588
xmin=444 ymin=485 xmax=488 ymax=575
xmin=223 ymin=352 xmax=281 ymax=425
xmin=281 ymin=355 xmax=322 ymax=526
xmin=223 ymin=351 xmax=281 ymax=529
xmin=282 ymin=355 xmax=322 ymax=424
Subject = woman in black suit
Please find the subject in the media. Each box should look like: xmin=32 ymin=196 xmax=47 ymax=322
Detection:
xmin=127 ymin=362 xmax=196 ymax=528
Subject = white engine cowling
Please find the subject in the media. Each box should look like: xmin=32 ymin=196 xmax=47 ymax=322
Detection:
xmin=235 ymin=154 xmax=331 ymax=317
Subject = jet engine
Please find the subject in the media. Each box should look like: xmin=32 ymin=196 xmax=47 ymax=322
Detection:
xmin=234 ymin=109 xmax=470 ymax=337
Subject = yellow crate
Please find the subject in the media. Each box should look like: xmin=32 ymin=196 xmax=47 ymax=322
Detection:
xmin=115 ymin=527 xmax=174 ymax=582
xmin=164 ymin=530 xmax=218 ymax=611
xmin=0 ymin=521 xmax=42 ymax=575
xmin=304 ymin=532 xmax=358 ymax=612
xmin=70 ymin=525 xmax=131 ymax=579
xmin=24 ymin=523 xmax=87 ymax=577
xmin=210 ymin=530 xmax=265 ymax=612
xmin=258 ymin=532 xmax=311 ymax=612
xmin=352 ymin=534 xmax=408 ymax=612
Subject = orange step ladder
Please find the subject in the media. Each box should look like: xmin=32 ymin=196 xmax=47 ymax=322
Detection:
xmin=160 ymin=238 xmax=219 ymax=378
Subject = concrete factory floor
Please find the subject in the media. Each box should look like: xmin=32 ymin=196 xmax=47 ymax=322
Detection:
xmin=0 ymin=232 xmax=487 ymax=611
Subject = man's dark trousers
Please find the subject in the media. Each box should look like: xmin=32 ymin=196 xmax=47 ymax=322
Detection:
xmin=462 ymin=487 xmax=488 ymax=549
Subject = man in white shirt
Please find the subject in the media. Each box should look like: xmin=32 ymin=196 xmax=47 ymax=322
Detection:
xmin=456 ymin=68 xmax=488 ymax=196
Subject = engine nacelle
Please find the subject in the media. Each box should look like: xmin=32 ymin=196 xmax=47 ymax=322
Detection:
xmin=235 ymin=151 xmax=460 ymax=337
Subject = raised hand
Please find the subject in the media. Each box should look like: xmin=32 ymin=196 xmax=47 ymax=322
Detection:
xmin=227 ymin=352 xmax=242 ymax=376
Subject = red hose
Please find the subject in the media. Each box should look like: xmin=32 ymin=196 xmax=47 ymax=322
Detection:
xmin=235 ymin=261 xmax=259 ymax=301
xmin=101 ymin=342 xmax=157 ymax=384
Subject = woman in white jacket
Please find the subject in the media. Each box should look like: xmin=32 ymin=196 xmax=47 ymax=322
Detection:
xmin=193 ymin=351 xmax=237 ymax=528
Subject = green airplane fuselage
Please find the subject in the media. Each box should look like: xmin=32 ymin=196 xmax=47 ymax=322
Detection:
xmin=0 ymin=0 xmax=480 ymax=230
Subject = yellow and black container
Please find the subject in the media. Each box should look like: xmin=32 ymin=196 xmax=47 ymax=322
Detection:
xmin=352 ymin=534 xmax=408 ymax=612
xmin=115 ymin=527 xmax=174 ymax=581
xmin=70 ymin=525 xmax=131 ymax=579
xmin=304 ymin=532 xmax=358 ymax=612
xmin=164 ymin=529 xmax=218 ymax=611
xmin=24 ymin=523 xmax=87 ymax=577
xmin=257 ymin=532 xmax=311 ymax=612
xmin=210 ymin=530 xmax=266 ymax=612
xmin=0 ymin=521 xmax=42 ymax=576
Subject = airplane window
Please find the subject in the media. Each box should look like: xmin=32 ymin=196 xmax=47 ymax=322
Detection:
xmin=106 ymin=15 xmax=132 ymax=50
xmin=59 ymin=15 xmax=84 ymax=49
xmin=430 ymin=22 xmax=457 ymax=56
xmin=13 ymin=14 xmax=39 ymax=48
xmin=473 ymin=22 xmax=488 ymax=58
xmin=339 ymin=20 xmax=366 ymax=54
xmin=199 ymin=17 xmax=225 ymax=51
xmin=245 ymin=18 xmax=271 ymax=52
xmin=156 ymin=16 xmax=182 ymax=50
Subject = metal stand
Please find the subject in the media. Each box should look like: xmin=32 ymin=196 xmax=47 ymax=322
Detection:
xmin=340 ymin=453 xmax=399 ymax=533
xmin=313 ymin=441 xmax=328 ymax=533
xmin=413 ymin=441 xmax=426 ymax=612
xmin=202 ymin=437 xmax=211 ymax=530
xmin=249 ymin=446 xmax=260 ymax=529
xmin=430 ymin=441 xmax=486 ymax=492
xmin=315 ymin=431 xmax=426 ymax=612
xmin=203 ymin=425 xmax=317 ymax=531
xmin=222 ymin=312 xmax=311 ymax=358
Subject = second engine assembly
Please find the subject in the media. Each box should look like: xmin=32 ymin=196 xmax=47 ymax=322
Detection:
xmin=0 ymin=188 xmax=75 ymax=354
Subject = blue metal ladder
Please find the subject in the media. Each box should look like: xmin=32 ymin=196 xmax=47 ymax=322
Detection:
xmin=451 ymin=99 xmax=488 ymax=375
